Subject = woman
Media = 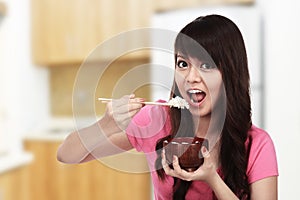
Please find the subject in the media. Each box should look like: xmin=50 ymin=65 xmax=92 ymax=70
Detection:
xmin=57 ymin=15 xmax=278 ymax=200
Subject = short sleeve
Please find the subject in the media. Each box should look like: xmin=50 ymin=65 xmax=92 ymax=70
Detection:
xmin=246 ymin=126 xmax=279 ymax=183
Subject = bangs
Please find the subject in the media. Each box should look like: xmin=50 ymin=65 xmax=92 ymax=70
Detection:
xmin=175 ymin=32 xmax=206 ymax=58
xmin=174 ymin=18 xmax=221 ymax=68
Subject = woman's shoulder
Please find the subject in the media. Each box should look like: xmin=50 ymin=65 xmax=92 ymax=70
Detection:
xmin=248 ymin=125 xmax=273 ymax=142
xmin=246 ymin=125 xmax=278 ymax=183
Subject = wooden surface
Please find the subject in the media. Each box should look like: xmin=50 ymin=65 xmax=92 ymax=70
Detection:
xmin=0 ymin=167 xmax=30 ymax=200
xmin=152 ymin=0 xmax=254 ymax=12
xmin=31 ymin=0 xmax=152 ymax=65
xmin=31 ymin=0 xmax=254 ymax=65
xmin=0 ymin=2 xmax=6 ymax=16
xmin=49 ymin=57 xmax=151 ymax=116
xmin=23 ymin=140 xmax=151 ymax=200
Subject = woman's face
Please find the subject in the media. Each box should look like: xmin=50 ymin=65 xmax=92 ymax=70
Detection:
xmin=175 ymin=53 xmax=223 ymax=118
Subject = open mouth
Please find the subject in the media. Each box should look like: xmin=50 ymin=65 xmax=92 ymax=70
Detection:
xmin=187 ymin=89 xmax=206 ymax=104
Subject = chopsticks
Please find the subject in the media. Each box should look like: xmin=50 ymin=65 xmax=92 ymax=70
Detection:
xmin=97 ymin=98 xmax=171 ymax=106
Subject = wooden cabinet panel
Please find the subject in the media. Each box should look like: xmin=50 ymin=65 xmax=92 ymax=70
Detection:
xmin=152 ymin=0 xmax=254 ymax=12
xmin=31 ymin=0 xmax=254 ymax=65
xmin=24 ymin=140 xmax=151 ymax=200
xmin=0 ymin=2 xmax=6 ymax=16
xmin=0 ymin=167 xmax=30 ymax=200
xmin=32 ymin=0 xmax=151 ymax=65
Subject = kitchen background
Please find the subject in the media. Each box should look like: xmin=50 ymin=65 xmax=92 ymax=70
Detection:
xmin=1 ymin=0 xmax=300 ymax=199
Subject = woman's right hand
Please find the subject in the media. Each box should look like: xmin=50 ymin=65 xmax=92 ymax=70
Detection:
xmin=57 ymin=94 xmax=143 ymax=164
xmin=102 ymin=94 xmax=144 ymax=133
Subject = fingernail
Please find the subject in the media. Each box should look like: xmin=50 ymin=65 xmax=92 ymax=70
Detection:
xmin=173 ymin=155 xmax=177 ymax=162
xmin=137 ymin=98 xmax=145 ymax=102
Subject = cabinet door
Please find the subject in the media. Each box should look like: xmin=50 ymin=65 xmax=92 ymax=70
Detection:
xmin=0 ymin=167 xmax=30 ymax=200
xmin=152 ymin=0 xmax=254 ymax=12
xmin=32 ymin=0 xmax=151 ymax=65
xmin=24 ymin=140 xmax=151 ymax=200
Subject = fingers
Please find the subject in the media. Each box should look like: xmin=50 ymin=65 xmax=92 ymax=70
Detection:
xmin=119 ymin=98 xmax=145 ymax=114
xmin=105 ymin=94 xmax=144 ymax=130
xmin=201 ymin=146 xmax=211 ymax=161
xmin=161 ymin=145 xmax=217 ymax=182
xmin=192 ymin=146 xmax=210 ymax=172
xmin=172 ymin=155 xmax=183 ymax=173
xmin=161 ymin=149 xmax=178 ymax=177
xmin=161 ymin=149 xmax=172 ymax=172
xmin=161 ymin=149 xmax=192 ymax=181
xmin=106 ymin=95 xmax=142 ymax=114
xmin=111 ymin=95 xmax=144 ymax=114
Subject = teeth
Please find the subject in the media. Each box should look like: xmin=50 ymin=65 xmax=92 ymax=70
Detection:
xmin=188 ymin=89 xmax=203 ymax=94
xmin=188 ymin=89 xmax=205 ymax=103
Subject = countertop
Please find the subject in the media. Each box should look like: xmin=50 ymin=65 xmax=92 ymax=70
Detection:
xmin=24 ymin=117 xmax=100 ymax=141
xmin=1 ymin=117 xmax=97 ymax=174
xmin=0 ymin=151 xmax=33 ymax=174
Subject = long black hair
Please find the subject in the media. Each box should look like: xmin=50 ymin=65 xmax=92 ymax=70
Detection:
xmin=155 ymin=15 xmax=252 ymax=199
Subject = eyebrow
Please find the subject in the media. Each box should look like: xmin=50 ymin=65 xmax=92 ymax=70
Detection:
xmin=176 ymin=54 xmax=188 ymax=59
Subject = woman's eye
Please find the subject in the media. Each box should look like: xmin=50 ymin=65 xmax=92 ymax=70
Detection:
xmin=177 ymin=61 xmax=188 ymax=68
xmin=200 ymin=63 xmax=215 ymax=70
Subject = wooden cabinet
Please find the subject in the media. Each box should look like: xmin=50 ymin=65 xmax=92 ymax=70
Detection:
xmin=24 ymin=140 xmax=151 ymax=200
xmin=0 ymin=2 xmax=6 ymax=16
xmin=152 ymin=0 xmax=254 ymax=12
xmin=31 ymin=0 xmax=254 ymax=65
xmin=0 ymin=167 xmax=30 ymax=200
xmin=31 ymin=0 xmax=152 ymax=65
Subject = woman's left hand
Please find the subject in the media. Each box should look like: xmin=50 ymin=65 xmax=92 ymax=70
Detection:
xmin=161 ymin=146 xmax=218 ymax=183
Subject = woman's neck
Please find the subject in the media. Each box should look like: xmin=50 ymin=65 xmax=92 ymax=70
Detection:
xmin=193 ymin=114 xmax=222 ymax=153
xmin=193 ymin=115 xmax=221 ymax=167
xmin=193 ymin=115 xmax=211 ymax=138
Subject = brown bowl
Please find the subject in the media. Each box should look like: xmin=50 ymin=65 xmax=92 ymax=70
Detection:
xmin=163 ymin=137 xmax=209 ymax=172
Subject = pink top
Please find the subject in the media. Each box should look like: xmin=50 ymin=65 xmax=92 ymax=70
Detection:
xmin=126 ymin=105 xmax=278 ymax=200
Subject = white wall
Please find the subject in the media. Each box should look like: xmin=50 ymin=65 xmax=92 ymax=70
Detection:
xmin=257 ymin=0 xmax=300 ymax=199
xmin=0 ymin=0 xmax=49 ymax=154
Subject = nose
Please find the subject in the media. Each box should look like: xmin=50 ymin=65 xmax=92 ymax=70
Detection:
xmin=186 ymin=66 xmax=202 ymax=83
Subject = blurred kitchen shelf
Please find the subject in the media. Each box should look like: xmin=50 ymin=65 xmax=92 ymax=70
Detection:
xmin=152 ymin=0 xmax=254 ymax=12
xmin=0 ymin=152 xmax=33 ymax=174
xmin=0 ymin=2 xmax=6 ymax=16
xmin=31 ymin=0 xmax=152 ymax=65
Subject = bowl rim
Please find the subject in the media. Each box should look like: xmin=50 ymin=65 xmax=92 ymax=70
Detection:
xmin=163 ymin=137 xmax=207 ymax=146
